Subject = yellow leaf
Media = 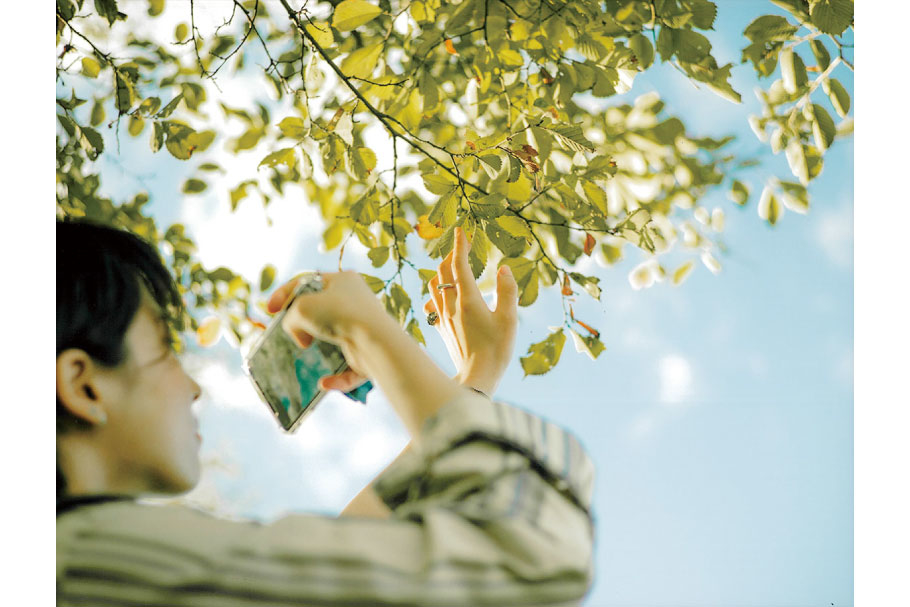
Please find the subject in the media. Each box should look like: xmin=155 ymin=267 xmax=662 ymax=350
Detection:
xmin=672 ymin=261 xmax=694 ymax=286
xmin=415 ymin=214 xmax=445 ymax=240
xmin=305 ymin=21 xmax=334 ymax=47
xmin=196 ymin=317 xmax=221 ymax=347
xmin=332 ymin=0 xmax=383 ymax=32
xmin=340 ymin=42 xmax=384 ymax=80
xmin=81 ymin=57 xmax=101 ymax=78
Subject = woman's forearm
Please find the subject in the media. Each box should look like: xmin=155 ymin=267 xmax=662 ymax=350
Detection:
xmin=344 ymin=314 xmax=463 ymax=441
xmin=340 ymin=441 xmax=413 ymax=518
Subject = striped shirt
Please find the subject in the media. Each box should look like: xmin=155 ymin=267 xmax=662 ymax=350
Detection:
xmin=57 ymin=388 xmax=596 ymax=606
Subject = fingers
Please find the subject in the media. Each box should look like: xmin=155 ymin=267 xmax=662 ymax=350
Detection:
xmin=452 ymin=226 xmax=483 ymax=305
xmin=428 ymin=273 xmax=444 ymax=321
xmin=267 ymin=277 xmax=300 ymax=313
xmin=319 ymin=368 xmax=367 ymax=392
xmin=280 ymin=311 xmax=314 ymax=349
xmin=437 ymin=247 xmax=457 ymax=317
xmin=493 ymin=264 xmax=518 ymax=320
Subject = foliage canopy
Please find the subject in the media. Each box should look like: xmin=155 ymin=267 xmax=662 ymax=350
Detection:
xmin=56 ymin=0 xmax=853 ymax=376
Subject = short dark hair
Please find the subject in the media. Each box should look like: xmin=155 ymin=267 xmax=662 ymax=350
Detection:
xmin=57 ymin=219 xmax=185 ymax=495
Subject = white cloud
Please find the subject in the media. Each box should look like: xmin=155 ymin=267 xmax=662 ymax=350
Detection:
xmin=814 ymin=204 xmax=853 ymax=269
xmin=658 ymin=354 xmax=693 ymax=406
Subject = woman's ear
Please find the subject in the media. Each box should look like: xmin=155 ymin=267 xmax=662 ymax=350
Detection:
xmin=56 ymin=349 xmax=109 ymax=426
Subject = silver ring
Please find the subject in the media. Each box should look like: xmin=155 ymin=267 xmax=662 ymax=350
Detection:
xmin=436 ymin=283 xmax=455 ymax=290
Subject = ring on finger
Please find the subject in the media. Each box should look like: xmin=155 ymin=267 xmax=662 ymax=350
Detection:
xmin=436 ymin=283 xmax=455 ymax=290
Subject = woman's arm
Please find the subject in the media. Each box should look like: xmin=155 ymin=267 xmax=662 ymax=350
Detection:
xmin=342 ymin=227 xmax=519 ymax=518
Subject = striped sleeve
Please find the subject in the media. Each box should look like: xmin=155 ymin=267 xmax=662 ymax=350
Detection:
xmin=56 ymin=388 xmax=595 ymax=607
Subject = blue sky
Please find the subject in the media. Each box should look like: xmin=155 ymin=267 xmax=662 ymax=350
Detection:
xmin=56 ymin=2 xmax=854 ymax=605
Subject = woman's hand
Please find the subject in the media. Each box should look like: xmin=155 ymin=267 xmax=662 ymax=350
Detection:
xmin=267 ymin=270 xmax=389 ymax=394
xmin=424 ymin=226 xmax=519 ymax=397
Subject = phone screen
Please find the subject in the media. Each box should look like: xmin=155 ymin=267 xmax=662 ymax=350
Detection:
xmin=242 ymin=273 xmax=373 ymax=432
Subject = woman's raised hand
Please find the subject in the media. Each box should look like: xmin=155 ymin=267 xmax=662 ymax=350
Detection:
xmin=424 ymin=226 xmax=519 ymax=397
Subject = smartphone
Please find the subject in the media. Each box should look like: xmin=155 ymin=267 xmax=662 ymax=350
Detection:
xmin=242 ymin=271 xmax=373 ymax=432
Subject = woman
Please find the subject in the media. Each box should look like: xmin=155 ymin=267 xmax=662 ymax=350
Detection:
xmin=56 ymin=220 xmax=595 ymax=606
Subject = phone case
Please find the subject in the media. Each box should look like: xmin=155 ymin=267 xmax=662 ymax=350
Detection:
xmin=242 ymin=272 xmax=372 ymax=433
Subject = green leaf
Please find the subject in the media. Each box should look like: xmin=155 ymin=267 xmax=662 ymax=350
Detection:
xmin=686 ymin=0 xmax=718 ymax=29
xmin=780 ymin=49 xmax=807 ymax=94
xmin=182 ymin=178 xmax=207 ymax=194
xmin=758 ymin=184 xmax=782 ymax=225
xmin=446 ymin=0 xmax=478 ymax=32
xmin=277 ymin=116 xmax=308 ymax=139
xmin=672 ymin=261 xmax=695 ymax=285
xmin=157 ymin=93 xmax=184 ymax=118
xmin=138 ymin=97 xmax=161 ymax=116
xmin=150 ymin=120 xmax=164 ymax=153
xmin=332 ymin=0 xmax=383 ymax=32
xmin=470 ymin=193 xmax=507 ymax=219
xmin=568 ymin=272 xmax=601 ymax=300
xmin=387 ymin=282 xmax=411 ymax=326
xmin=484 ymin=219 xmax=526 ymax=258
xmin=500 ymin=257 xmax=538 ymax=306
xmin=368 ymin=246 xmax=389 ymax=268
xmin=824 ymin=78 xmax=851 ymax=118
xmin=58 ymin=0 xmax=76 ymax=21
xmin=422 ymin=173 xmax=457 ymax=195
xmin=405 ymin=317 xmax=426 ymax=346
xmin=569 ymin=328 xmax=605 ymax=361
xmin=729 ymin=179 xmax=750 ymax=205
xmin=418 ymin=268 xmax=438 ymax=297
xmin=809 ymin=39 xmax=831 ymax=71
xmin=779 ymin=180 xmax=809 ymax=214
xmin=340 ymin=42 xmax=384 ymax=79
xmin=428 ymin=189 xmax=458 ymax=227
xmin=81 ymin=57 xmax=101 ymax=78
xmin=429 ymin=224 xmax=457 ymax=259
xmin=164 ymin=123 xmax=196 ymax=160
xmin=520 ymin=329 xmax=566 ymax=376
xmin=495 ymin=215 xmax=533 ymax=240
xmin=600 ymin=242 xmax=622 ymax=264
xmin=467 ymin=223 xmax=490 ymax=279
xmin=258 ymin=147 xmax=297 ymax=170
xmin=90 ymin=99 xmax=105 ymax=126
xmin=507 ymin=154 xmax=521 ymax=182
xmin=809 ymin=103 xmax=836 ymax=151
xmin=322 ymin=220 xmax=346 ymax=250
xmin=744 ymin=15 xmax=797 ymax=42
xmin=545 ymin=124 xmax=595 ymax=153
xmin=785 ymin=140 xmax=809 ymax=185
xmin=628 ymin=34 xmax=654 ymax=69
xmin=114 ymin=71 xmax=137 ymax=113
xmin=78 ymin=125 xmax=105 ymax=160
xmin=175 ymin=23 xmax=188 ymax=42
xmin=350 ymin=147 xmax=377 ymax=178
xmin=127 ymin=115 xmax=145 ymax=136
xmin=305 ymin=21 xmax=334 ymax=47
xmin=259 ymin=264 xmax=276 ymax=291
xmin=349 ymin=190 xmax=378 ymax=225
xmin=580 ymin=181 xmax=608 ymax=216
xmin=94 ymin=0 xmax=125 ymax=26
xmin=148 ymin=0 xmax=165 ymax=17
xmin=360 ymin=273 xmax=385 ymax=294
xmin=809 ymin=0 xmax=853 ymax=35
